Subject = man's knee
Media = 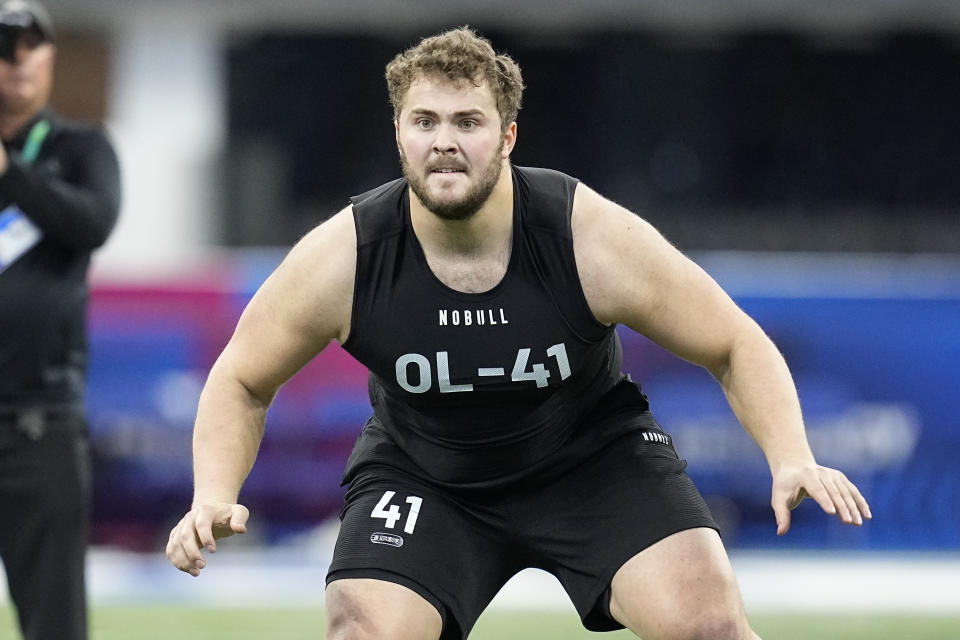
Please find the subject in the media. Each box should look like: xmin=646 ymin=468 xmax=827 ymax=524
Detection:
xmin=612 ymin=598 xmax=752 ymax=640
xmin=671 ymin=606 xmax=752 ymax=640
xmin=325 ymin=599 xmax=438 ymax=640
xmin=325 ymin=578 xmax=442 ymax=640
xmin=608 ymin=528 xmax=758 ymax=640
xmin=325 ymin=583 xmax=391 ymax=640
xmin=324 ymin=600 xmax=381 ymax=640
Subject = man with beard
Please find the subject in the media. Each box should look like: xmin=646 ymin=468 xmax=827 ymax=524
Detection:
xmin=167 ymin=27 xmax=870 ymax=640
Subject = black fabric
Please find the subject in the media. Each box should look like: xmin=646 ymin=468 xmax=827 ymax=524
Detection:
xmin=327 ymin=422 xmax=718 ymax=639
xmin=342 ymin=165 xmax=623 ymax=489
xmin=0 ymin=108 xmax=120 ymax=640
xmin=330 ymin=165 xmax=720 ymax=636
xmin=342 ymin=376 xmax=660 ymax=497
xmin=0 ymin=425 xmax=91 ymax=640
xmin=0 ymin=108 xmax=121 ymax=406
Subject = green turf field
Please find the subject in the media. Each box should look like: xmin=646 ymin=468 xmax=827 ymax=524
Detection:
xmin=2 ymin=605 xmax=958 ymax=639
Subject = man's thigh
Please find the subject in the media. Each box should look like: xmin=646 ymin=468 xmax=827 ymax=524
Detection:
xmin=609 ymin=528 xmax=753 ymax=640
xmin=326 ymin=468 xmax=519 ymax=640
xmin=519 ymin=425 xmax=718 ymax=631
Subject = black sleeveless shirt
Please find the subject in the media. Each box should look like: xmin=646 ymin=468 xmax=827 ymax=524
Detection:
xmin=342 ymin=166 xmax=649 ymax=491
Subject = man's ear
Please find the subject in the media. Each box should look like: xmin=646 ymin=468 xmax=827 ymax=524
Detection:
xmin=502 ymin=121 xmax=518 ymax=158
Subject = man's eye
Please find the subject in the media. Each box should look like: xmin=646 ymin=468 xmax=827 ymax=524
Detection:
xmin=416 ymin=119 xmax=433 ymax=129
xmin=461 ymin=120 xmax=476 ymax=130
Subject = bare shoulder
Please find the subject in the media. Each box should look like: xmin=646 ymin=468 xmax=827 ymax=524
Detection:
xmin=283 ymin=205 xmax=357 ymax=279
xmin=214 ymin=205 xmax=359 ymax=396
xmin=570 ymin=183 xmax=756 ymax=370
xmin=570 ymin=183 xmax=680 ymax=327
xmin=252 ymin=205 xmax=358 ymax=345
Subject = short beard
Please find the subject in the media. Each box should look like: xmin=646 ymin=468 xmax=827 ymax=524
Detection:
xmin=400 ymin=144 xmax=504 ymax=221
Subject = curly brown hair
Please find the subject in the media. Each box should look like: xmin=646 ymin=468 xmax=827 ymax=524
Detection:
xmin=385 ymin=27 xmax=524 ymax=131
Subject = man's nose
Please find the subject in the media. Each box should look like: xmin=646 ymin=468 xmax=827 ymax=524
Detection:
xmin=432 ymin=123 xmax=458 ymax=153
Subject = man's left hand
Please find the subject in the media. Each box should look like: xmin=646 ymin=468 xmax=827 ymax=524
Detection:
xmin=771 ymin=463 xmax=872 ymax=535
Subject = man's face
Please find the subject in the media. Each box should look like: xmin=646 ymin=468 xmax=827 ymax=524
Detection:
xmin=0 ymin=27 xmax=54 ymax=116
xmin=396 ymin=75 xmax=515 ymax=220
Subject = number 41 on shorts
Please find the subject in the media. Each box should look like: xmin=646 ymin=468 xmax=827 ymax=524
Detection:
xmin=371 ymin=491 xmax=423 ymax=534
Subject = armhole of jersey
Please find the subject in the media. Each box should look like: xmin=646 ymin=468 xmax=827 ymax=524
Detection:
xmin=341 ymin=204 xmax=363 ymax=351
xmin=343 ymin=178 xmax=407 ymax=351
xmin=514 ymin=166 xmax=610 ymax=341
xmin=349 ymin=177 xmax=407 ymax=247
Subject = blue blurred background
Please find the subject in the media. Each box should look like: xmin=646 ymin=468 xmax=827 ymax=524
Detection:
xmin=36 ymin=1 xmax=960 ymax=555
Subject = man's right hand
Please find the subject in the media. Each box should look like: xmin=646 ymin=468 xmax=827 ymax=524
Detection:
xmin=165 ymin=502 xmax=249 ymax=577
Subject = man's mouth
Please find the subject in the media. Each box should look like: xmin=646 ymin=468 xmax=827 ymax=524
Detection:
xmin=430 ymin=168 xmax=465 ymax=174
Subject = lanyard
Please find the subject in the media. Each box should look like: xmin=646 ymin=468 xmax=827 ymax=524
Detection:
xmin=20 ymin=119 xmax=50 ymax=165
xmin=0 ymin=119 xmax=51 ymax=273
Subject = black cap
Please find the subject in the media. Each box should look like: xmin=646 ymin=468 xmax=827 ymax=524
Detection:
xmin=0 ymin=0 xmax=54 ymax=41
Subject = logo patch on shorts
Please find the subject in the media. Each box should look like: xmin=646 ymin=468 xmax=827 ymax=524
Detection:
xmin=370 ymin=532 xmax=404 ymax=547
xmin=641 ymin=430 xmax=672 ymax=446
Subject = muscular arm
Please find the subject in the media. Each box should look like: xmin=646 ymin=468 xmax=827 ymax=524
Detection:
xmin=168 ymin=206 xmax=356 ymax=575
xmin=571 ymin=184 xmax=870 ymax=534
xmin=192 ymin=207 xmax=356 ymax=504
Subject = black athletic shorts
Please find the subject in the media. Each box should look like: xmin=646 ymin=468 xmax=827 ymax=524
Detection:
xmin=326 ymin=423 xmax=718 ymax=639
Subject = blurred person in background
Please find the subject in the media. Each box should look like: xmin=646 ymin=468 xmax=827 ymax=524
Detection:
xmin=0 ymin=1 xmax=121 ymax=639
xmin=167 ymin=27 xmax=870 ymax=640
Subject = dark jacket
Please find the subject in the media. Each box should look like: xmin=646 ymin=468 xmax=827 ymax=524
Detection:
xmin=0 ymin=107 xmax=121 ymax=408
